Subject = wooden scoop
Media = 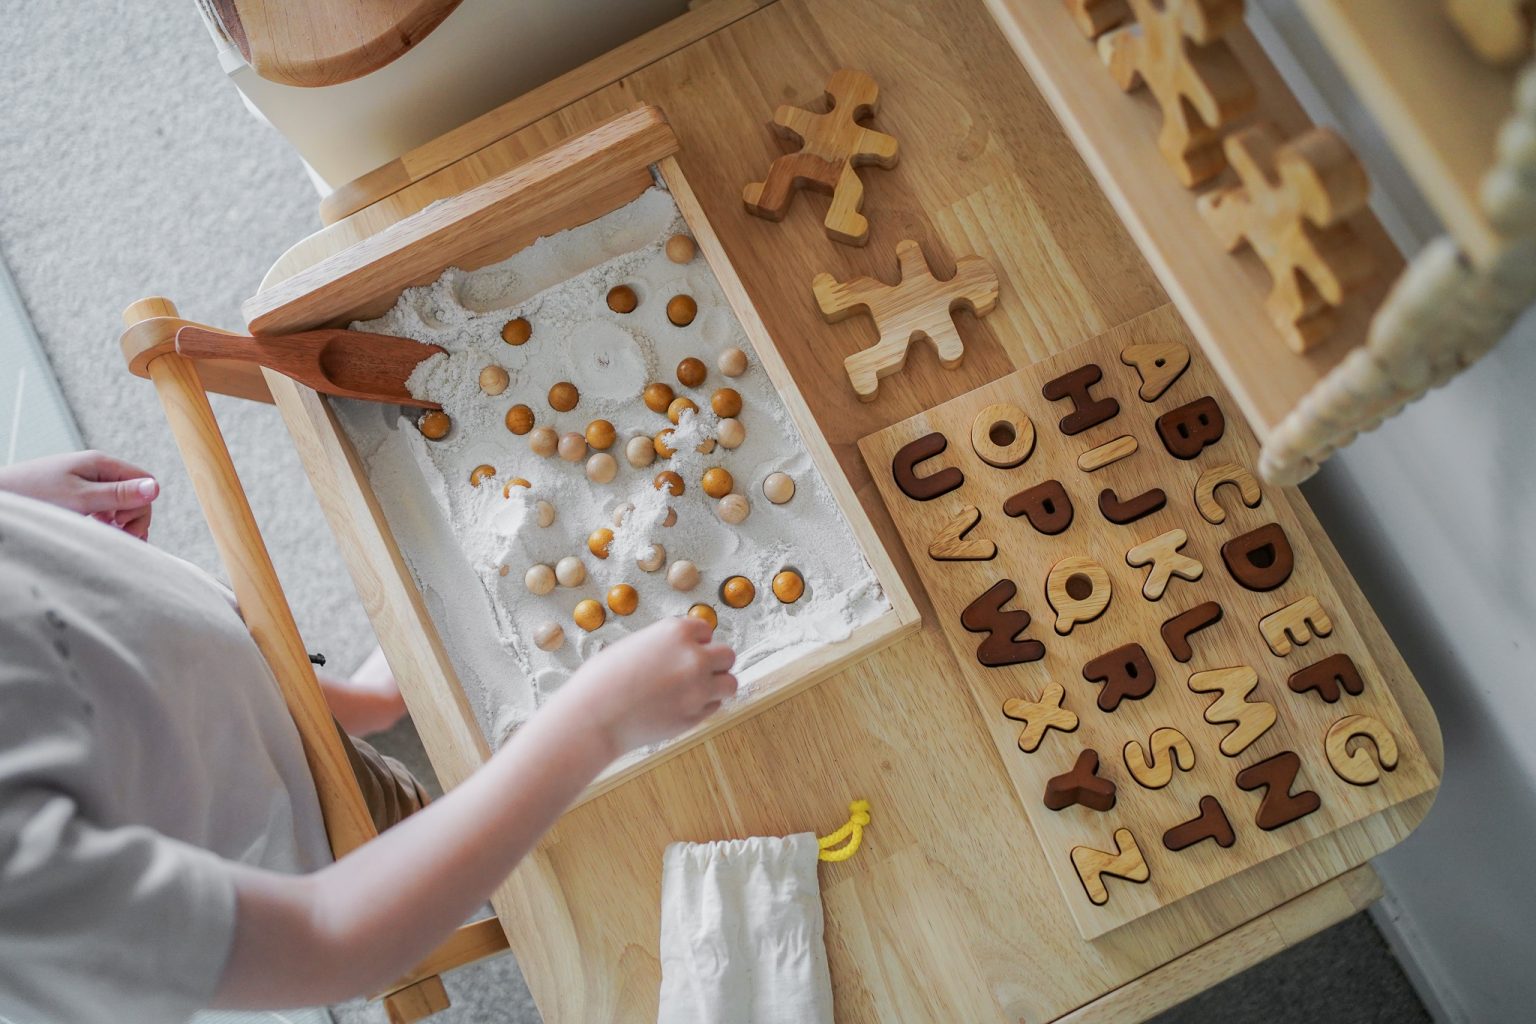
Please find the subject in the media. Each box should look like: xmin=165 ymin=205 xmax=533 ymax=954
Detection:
xmin=175 ymin=326 xmax=446 ymax=409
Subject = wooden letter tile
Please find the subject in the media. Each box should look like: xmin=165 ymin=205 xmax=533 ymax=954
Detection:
xmin=1324 ymin=714 xmax=1399 ymax=786
xmin=1046 ymin=556 xmax=1113 ymax=635
xmin=1287 ymin=653 xmax=1364 ymax=704
xmin=1120 ymin=340 xmax=1191 ymax=401
xmin=1259 ymin=595 xmax=1333 ymax=657
xmin=1002 ymin=683 xmax=1080 ymax=753
xmin=1071 ymin=827 xmax=1150 ymax=905
xmin=1126 ymin=528 xmax=1205 ymax=600
xmin=1235 ymin=751 xmax=1321 ymax=830
xmin=1156 ymin=396 xmax=1226 ymax=460
xmin=1123 ymin=727 xmax=1196 ymax=788
xmin=961 ymin=580 xmax=1047 ymax=667
xmin=1188 ymin=665 xmax=1277 ymax=756
xmin=929 ymin=505 xmax=997 ymax=561
xmin=1162 ymin=795 xmax=1236 ymax=851
xmin=1099 ymin=486 xmax=1167 ymax=525
xmin=1045 ymin=749 xmax=1118 ymax=812
xmin=1193 ymin=461 xmax=1262 ymax=524
xmin=1078 ymin=434 xmax=1138 ymax=472
xmin=1042 ymin=364 xmax=1120 ymax=435
xmin=1161 ymin=600 xmax=1224 ymax=663
xmin=1005 ymin=480 xmax=1075 ymax=535
xmin=1220 ymin=522 xmax=1294 ymax=592
xmin=891 ymin=432 xmax=964 ymax=501
xmin=971 ymin=403 xmax=1037 ymax=468
xmin=1083 ymin=642 xmax=1158 ymax=712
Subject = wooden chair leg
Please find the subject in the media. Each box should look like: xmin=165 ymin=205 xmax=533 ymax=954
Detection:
xmin=384 ymin=976 xmax=451 ymax=1024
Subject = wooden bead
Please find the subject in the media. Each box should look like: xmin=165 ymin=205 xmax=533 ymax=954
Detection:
xmin=667 ymin=560 xmax=700 ymax=591
xmin=558 ymin=432 xmax=587 ymax=462
xmin=607 ymin=584 xmax=639 ymax=616
xmin=505 ymin=404 xmax=535 ymax=435
xmin=478 ymin=365 xmax=509 ymax=396
xmin=654 ymin=470 xmax=685 ymax=496
xmin=573 ymin=599 xmax=606 ymax=631
xmin=606 ymin=284 xmax=639 ymax=313
xmin=585 ymin=419 xmax=616 ymax=449
xmin=677 ymin=357 xmax=707 ymax=388
xmin=637 ymin=543 xmax=666 ymax=572
xmin=469 ymin=464 xmax=496 ymax=487
xmin=654 ymin=430 xmax=676 ymax=458
xmin=548 ymin=381 xmax=580 ymax=412
xmin=773 ymin=569 xmax=805 ymax=604
xmin=501 ymin=477 xmax=531 ymax=498
xmin=612 ymin=502 xmax=635 ymax=527
xmin=665 ymin=234 xmax=696 ymax=263
xmin=667 ymin=295 xmax=698 ymax=327
xmin=661 ymin=507 xmax=678 ymax=528
xmin=587 ymin=528 xmax=614 ymax=559
xmin=555 ymin=556 xmax=586 ymax=587
xmin=417 ymin=410 xmax=451 ymax=440
xmin=717 ymin=418 xmax=746 ymax=449
xmin=533 ymin=621 xmax=564 ymax=651
xmin=625 ymin=435 xmax=656 ymax=468
xmin=499 ymin=564 xmax=510 ymax=577
xmin=701 ymin=467 xmax=734 ymax=499
xmin=585 ymin=452 xmax=617 ymax=484
xmin=762 ymin=472 xmax=795 ymax=504
xmin=529 ymin=427 xmax=558 ymax=457
xmin=711 ymin=387 xmax=743 ymax=418
xmin=524 ymin=564 xmax=556 ymax=595
xmin=667 ymin=397 xmax=699 ymax=424
xmin=688 ymin=603 xmax=718 ymax=629
xmin=721 ymin=575 xmax=756 ymax=609
xmin=718 ymin=347 xmax=748 ymax=377
xmin=501 ymin=317 xmax=531 ymax=346
xmin=643 ymin=382 xmax=675 ymax=413
xmin=717 ymin=493 xmax=750 ymax=524
xmin=535 ymin=500 xmax=555 ymax=527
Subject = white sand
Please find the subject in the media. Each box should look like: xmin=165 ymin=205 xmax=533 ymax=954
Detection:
xmin=337 ymin=185 xmax=887 ymax=749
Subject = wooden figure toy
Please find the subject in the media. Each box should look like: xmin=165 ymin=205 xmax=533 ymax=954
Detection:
xmin=1098 ymin=0 xmax=1256 ymax=186
xmin=815 ymin=240 xmax=1000 ymax=401
xmin=1071 ymin=827 xmax=1149 ymax=905
xmin=1198 ymin=124 xmax=1375 ymax=352
xmin=742 ymin=68 xmax=899 ymax=246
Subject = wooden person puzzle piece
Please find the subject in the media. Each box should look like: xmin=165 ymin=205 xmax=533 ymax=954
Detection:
xmin=1126 ymin=528 xmax=1204 ymax=600
xmin=1002 ymin=683 xmax=1080 ymax=753
xmin=1324 ymin=714 xmax=1399 ymax=786
xmin=1042 ymin=364 xmax=1120 ymax=435
xmin=1161 ymin=600 xmax=1223 ymax=662
xmin=1005 ymin=480 xmax=1075 ymax=535
xmin=1098 ymin=0 xmax=1257 ymax=186
xmin=1124 ymin=727 xmax=1196 ymax=788
xmin=1287 ymin=653 xmax=1364 ymax=704
xmin=1163 ymin=795 xmax=1236 ymax=850
xmin=1044 ymin=749 xmax=1118 ymax=812
xmin=1120 ymin=341 xmax=1191 ymax=401
xmin=1193 ymin=461 xmax=1261 ymax=524
xmin=971 ymin=403 xmax=1036 ymax=468
xmin=1259 ymin=595 xmax=1333 ymax=657
xmin=1220 ymin=522 xmax=1294 ymax=592
xmin=1235 ymin=751 xmax=1321 ymax=830
xmin=929 ymin=505 xmax=997 ymax=561
xmin=1099 ymin=486 xmax=1167 ymax=525
xmin=1197 ymin=124 xmax=1375 ymax=352
xmin=742 ymin=68 xmax=899 ymax=246
xmin=816 ymin=240 xmax=1000 ymax=401
xmin=891 ymin=431 xmax=964 ymax=501
xmin=1071 ymin=827 xmax=1150 ymax=905
xmin=1078 ymin=435 xmax=1138 ymax=472
xmin=1188 ymin=666 xmax=1276 ymax=756
xmin=1046 ymin=556 xmax=1113 ymax=635
xmin=1082 ymin=642 xmax=1158 ymax=712
xmin=961 ymin=580 xmax=1047 ymax=667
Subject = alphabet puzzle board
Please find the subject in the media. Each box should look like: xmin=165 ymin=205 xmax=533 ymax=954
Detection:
xmin=858 ymin=313 xmax=1437 ymax=939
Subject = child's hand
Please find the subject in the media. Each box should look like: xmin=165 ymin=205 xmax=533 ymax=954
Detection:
xmin=559 ymin=616 xmax=737 ymax=756
xmin=0 ymin=450 xmax=159 ymax=540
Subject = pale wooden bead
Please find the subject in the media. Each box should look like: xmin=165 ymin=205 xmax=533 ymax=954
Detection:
xmin=535 ymin=500 xmax=556 ymax=528
xmin=528 ymin=427 xmax=559 ymax=457
xmin=558 ymin=432 xmax=588 ymax=462
xmin=478 ymin=365 xmax=509 ymax=395
xmin=555 ymin=556 xmax=587 ymax=588
xmin=533 ymin=621 xmax=564 ymax=651
xmin=586 ymin=452 xmax=618 ymax=483
xmin=625 ymin=435 xmax=656 ymax=468
xmin=612 ymin=502 xmax=635 ymax=527
xmin=762 ymin=472 xmax=796 ymax=504
xmin=667 ymin=560 xmax=700 ymax=591
xmin=637 ymin=544 xmax=666 ymax=572
xmin=524 ymin=564 xmax=556 ymax=596
xmin=718 ymin=347 xmax=748 ymax=377
xmin=718 ymin=493 xmax=751 ymax=524
xmin=665 ymin=233 xmax=696 ymax=263
xmin=717 ymin=418 xmax=746 ymax=449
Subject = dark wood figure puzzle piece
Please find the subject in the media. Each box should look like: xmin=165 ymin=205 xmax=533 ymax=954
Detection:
xmin=892 ymin=432 xmax=964 ymax=501
xmin=1082 ymin=642 xmax=1158 ymax=712
xmin=960 ymin=580 xmax=1047 ymax=667
xmin=1044 ymin=749 xmax=1118 ymax=812
xmin=1220 ymin=522 xmax=1295 ymax=592
xmin=1163 ymin=795 xmax=1237 ymax=851
xmin=1156 ymin=396 xmax=1226 ymax=459
xmin=1287 ymin=653 xmax=1365 ymax=704
xmin=1042 ymin=364 xmax=1121 ymax=436
xmin=1235 ymin=751 xmax=1321 ymax=831
xmin=1004 ymin=479 xmax=1075 ymax=535
xmin=1099 ymin=486 xmax=1167 ymax=525
xmin=1161 ymin=600 xmax=1224 ymax=663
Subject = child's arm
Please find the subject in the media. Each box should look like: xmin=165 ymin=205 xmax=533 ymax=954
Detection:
xmin=211 ymin=615 xmax=736 ymax=1009
xmin=0 ymin=451 xmax=159 ymax=539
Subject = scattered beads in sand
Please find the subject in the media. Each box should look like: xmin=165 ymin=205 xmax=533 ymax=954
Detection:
xmin=762 ymin=472 xmax=795 ymax=504
xmin=625 ymin=436 xmax=655 ymax=467
xmin=717 ymin=347 xmax=748 ymax=377
xmin=478 ymin=365 xmax=509 ymax=395
xmin=585 ymin=452 xmax=617 ymax=484
xmin=585 ymin=419 xmax=616 ymax=449
xmin=722 ymin=576 xmax=756 ymax=609
xmin=528 ymin=427 xmax=558 ymax=456
xmin=534 ymin=500 xmax=556 ymax=527
xmin=665 ymin=234 xmax=696 ymax=263
xmin=653 ymin=430 xmax=676 ymax=458
xmin=676 ymin=357 xmax=707 ymax=388
xmin=607 ymin=584 xmax=639 ymax=616
xmin=587 ymin=528 xmax=614 ymax=559
xmin=773 ymin=569 xmax=805 ymax=604
xmin=555 ymin=556 xmax=586 ymax=587
xmin=701 ymin=467 xmax=734 ymax=499
xmin=505 ymin=404 xmax=534 ymax=435
xmin=418 ymin=410 xmax=451 ymax=440
xmin=718 ymin=493 xmax=750 ymax=524
xmin=667 ymin=397 xmax=698 ymax=424
xmin=525 ymin=564 xmax=556 ymax=595
xmin=501 ymin=318 xmax=531 ymax=346
xmin=643 ymin=382 xmax=674 ymax=413
xmin=558 ymin=433 xmax=587 ymax=462
xmin=573 ymin=599 xmax=605 ymax=631
xmin=548 ymin=381 xmax=580 ymax=412
xmin=469 ymin=464 xmax=496 ymax=487
xmin=711 ymin=388 xmax=742 ymax=418
xmin=717 ymin=418 xmax=745 ymax=449
xmin=533 ymin=621 xmax=564 ymax=651
xmin=637 ymin=543 xmax=666 ymax=572
xmin=688 ymin=603 xmax=717 ymax=629
xmin=501 ymin=477 xmax=531 ymax=498
xmin=668 ymin=560 xmax=700 ymax=591
xmin=667 ymin=295 xmax=697 ymax=327
xmin=606 ymin=285 xmax=638 ymax=313
xmin=654 ymin=470 xmax=685 ymax=496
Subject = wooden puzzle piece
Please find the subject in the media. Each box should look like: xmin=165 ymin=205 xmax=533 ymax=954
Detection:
xmin=1324 ymin=714 xmax=1399 ymax=786
xmin=1220 ymin=522 xmax=1294 ymax=592
xmin=1194 ymin=461 xmax=1261 ymax=524
xmin=1188 ymin=666 xmax=1276 ymax=756
xmin=1078 ymin=435 xmax=1138 ymax=472
xmin=816 ymin=240 xmax=1000 ymax=401
xmin=1082 ymin=642 xmax=1158 ymax=712
xmin=1099 ymin=486 xmax=1167 ymax=525
xmin=1124 ymin=727 xmax=1196 ymax=788
xmin=971 ymin=403 xmax=1036 ymax=468
xmin=961 ymin=580 xmax=1047 ymax=667
xmin=1046 ymin=556 xmax=1113 ymax=635
xmin=1042 ymin=364 xmax=1121 ymax=435
xmin=1045 ymin=749 xmax=1118 ymax=812
xmin=1002 ymin=683 xmax=1080 ymax=753
xmin=929 ymin=505 xmax=997 ymax=561
xmin=1235 ymin=751 xmax=1321 ymax=830
xmin=1259 ymin=595 xmax=1332 ymax=657
xmin=1126 ymin=528 xmax=1204 ymax=600
xmin=1162 ymin=795 xmax=1236 ymax=851
xmin=1098 ymin=0 xmax=1256 ymax=186
xmin=891 ymin=432 xmax=964 ymax=501
xmin=1156 ymin=396 xmax=1226 ymax=459
xmin=1197 ymin=124 xmax=1374 ymax=352
xmin=742 ymin=68 xmax=899 ymax=246
xmin=1161 ymin=600 xmax=1224 ymax=662
xmin=1287 ymin=653 xmax=1364 ymax=704
xmin=1071 ymin=827 xmax=1150 ymax=905
xmin=1005 ymin=480 xmax=1075 ymax=535
xmin=1445 ymin=0 xmax=1534 ymax=65
xmin=1120 ymin=341 xmax=1191 ymax=401
xmin=1064 ymin=0 xmax=1132 ymax=38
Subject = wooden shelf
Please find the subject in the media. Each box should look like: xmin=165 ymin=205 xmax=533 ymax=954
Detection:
xmin=1299 ymin=0 xmax=1522 ymax=268
xmin=983 ymin=0 xmax=1403 ymax=444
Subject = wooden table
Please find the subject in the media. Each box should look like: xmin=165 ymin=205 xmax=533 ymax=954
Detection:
xmin=259 ymin=1 xmax=1441 ymax=1019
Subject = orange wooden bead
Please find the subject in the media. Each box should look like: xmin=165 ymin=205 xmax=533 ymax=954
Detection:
xmin=417 ymin=410 xmax=451 ymax=440
xmin=469 ymin=464 xmax=496 ymax=487
xmin=772 ymin=569 xmax=805 ymax=604
xmin=587 ymin=527 xmax=614 ymax=559
xmin=607 ymin=584 xmax=639 ymax=616
xmin=573 ymin=599 xmax=606 ymax=631
xmin=501 ymin=317 xmax=531 ymax=345
xmin=653 ymin=470 xmax=685 ymax=496
xmin=643 ymin=382 xmax=675 ymax=414
xmin=585 ymin=419 xmax=616 ymax=450
xmin=721 ymin=575 xmax=756 ymax=609
xmin=548 ymin=381 xmax=580 ymax=412
xmin=505 ymin=404 xmax=534 ymax=435
xmin=667 ymin=295 xmax=698 ymax=327
xmin=501 ymin=477 xmax=531 ymax=498
xmin=677 ymin=357 xmax=707 ymax=388
xmin=607 ymin=285 xmax=639 ymax=313
xmin=688 ymin=603 xmax=718 ymax=630
xmin=701 ymin=467 xmax=734 ymax=499
xmin=711 ymin=387 xmax=743 ymax=418
xmin=667 ymin=397 xmax=699 ymax=425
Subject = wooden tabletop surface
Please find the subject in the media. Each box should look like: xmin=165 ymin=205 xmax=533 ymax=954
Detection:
xmin=261 ymin=1 xmax=1441 ymax=1019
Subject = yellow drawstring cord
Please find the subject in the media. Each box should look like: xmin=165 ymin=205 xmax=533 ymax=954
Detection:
xmin=817 ymin=799 xmax=871 ymax=862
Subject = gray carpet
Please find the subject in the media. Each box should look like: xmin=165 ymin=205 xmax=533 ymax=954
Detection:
xmin=0 ymin=4 xmax=1430 ymax=1022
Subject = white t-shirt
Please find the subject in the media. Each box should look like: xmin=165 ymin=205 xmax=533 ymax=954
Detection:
xmin=0 ymin=493 xmax=332 ymax=1023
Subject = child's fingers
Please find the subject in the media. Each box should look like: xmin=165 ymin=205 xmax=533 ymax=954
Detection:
xmin=117 ymin=504 xmax=153 ymax=541
xmin=675 ymin=614 xmax=715 ymax=643
xmin=78 ymin=476 xmax=159 ymax=514
xmin=703 ymin=643 xmax=736 ymax=673
xmin=711 ymin=671 xmax=738 ymax=702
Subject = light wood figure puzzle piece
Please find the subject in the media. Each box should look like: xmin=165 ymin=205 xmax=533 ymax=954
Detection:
xmin=1120 ymin=340 xmax=1190 ymax=401
xmin=1444 ymin=0 xmax=1534 ymax=66
xmin=1003 ymin=683 xmax=1080 ymax=752
xmin=1194 ymin=461 xmax=1262 ymax=524
xmin=816 ymin=240 xmax=1000 ymax=401
xmin=1098 ymin=0 xmax=1257 ymax=186
xmin=1197 ymin=124 xmax=1375 ymax=353
xmin=1259 ymin=594 xmax=1333 ymax=657
xmin=1071 ymin=827 xmax=1150 ymax=905
xmin=1124 ymin=727 xmax=1197 ymax=788
xmin=741 ymin=68 xmax=899 ymax=246
xmin=1187 ymin=666 xmax=1277 ymax=757
xmin=1125 ymin=528 xmax=1204 ymax=600
xmin=1046 ymin=556 xmax=1114 ymax=635
xmin=1064 ymin=0 xmax=1132 ymax=39
xmin=929 ymin=505 xmax=997 ymax=561
xmin=1325 ymin=714 xmax=1400 ymax=786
